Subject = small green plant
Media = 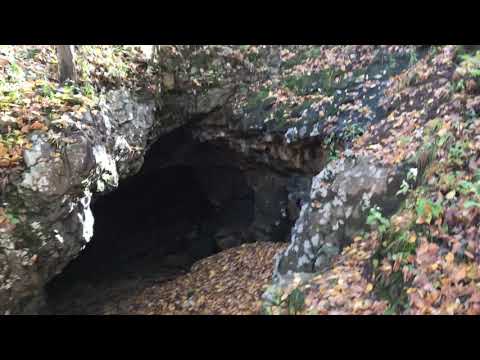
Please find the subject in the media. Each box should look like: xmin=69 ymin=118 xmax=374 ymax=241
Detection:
xmin=40 ymin=83 xmax=55 ymax=99
xmin=448 ymin=142 xmax=468 ymax=167
xmin=458 ymin=51 xmax=480 ymax=78
xmin=81 ymin=82 xmax=95 ymax=98
xmin=457 ymin=180 xmax=480 ymax=196
xmin=77 ymin=56 xmax=94 ymax=83
xmin=372 ymin=223 xmax=417 ymax=314
xmin=5 ymin=211 xmax=20 ymax=225
xmin=324 ymin=133 xmax=340 ymax=162
xmin=6 ymin=62 xmax=25 ymax=82
xmin=246 ymin=87 xmax=270 ymax=109
xmin=452 ymin=78 xmax=466 ymax=93
xmin=429 ymin=46 xmax=441 ymax=57
xmin=283 ymin=67 xmax=345 ymax=96
xmin=367 ymin=206 xmax=390 ymax=234
xmin=456 ymin=174 xmax=480 ymax=209
xmin=396 ymin=180 xmax=410 ymax=196
xmin=378 ymin=270 xmax=410 ymax=314
xmin=261 ymin=285 xmax=305 ymax=315
xmin=286 ymin=288 xmax=305 ymax=315
xmin=371 ymin=208 xmax=419 ymax=314
xmin=306 ymin=47 xmax=322 ymax=59
xmin=416 ymin=198 xmax=443 ymax=224
xmin=341 ymin=123 xmax=364 ymax=142
xmin=437 ymin=132 xmax=453 ymax=148
xmin=464 ymin=199 xmax=480 ymax=209
xmin=396 ymin=168 xmax=418 ymax=197
xmin=18 ymin=47 xmax=41 ymax=60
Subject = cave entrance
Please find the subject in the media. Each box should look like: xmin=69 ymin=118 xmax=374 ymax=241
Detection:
xmin=45 ymin=128 xmax=256 ymax=314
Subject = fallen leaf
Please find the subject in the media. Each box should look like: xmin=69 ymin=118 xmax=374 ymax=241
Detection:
xmin=30 ymin=121 xmax=45 ymax=130
xmin=452 ymin=267 xmax=467 ymax=283
xmin=0 ymin=143 xmax=7 ymax=157
xmin=446 ymin=190 xmax=456 ymax=200
xmin=408 ymin=233 xmax=417 ymax=243
xmin=445 ymin=252 xmax=454 ymax=265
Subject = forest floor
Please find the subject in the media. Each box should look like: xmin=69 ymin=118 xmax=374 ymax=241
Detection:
xmin=47 ymin=242 xmax=287 ymax=315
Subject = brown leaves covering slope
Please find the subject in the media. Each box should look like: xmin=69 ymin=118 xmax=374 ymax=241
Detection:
xmin=352 ymin=45 xmax=458 ymax=166
xmin=301 ymin=234 xmax=388 ymax=315
xmin=346 ymin=46 xmax=480 ymax=314
xmin=128 ymin=242 xmax=287 ymax=315
xmin=267 ymin=234 xmax=388 ymax=315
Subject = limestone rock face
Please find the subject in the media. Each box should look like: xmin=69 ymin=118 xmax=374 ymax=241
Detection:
xmin=0 ymin=90 xmax=156 ymax=314
xmin=273 ymin=155 xmax=405 ymax=280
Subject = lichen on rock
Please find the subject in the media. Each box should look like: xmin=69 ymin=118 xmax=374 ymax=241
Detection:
xmin=273 ymin=155 xmax=405 ymax=280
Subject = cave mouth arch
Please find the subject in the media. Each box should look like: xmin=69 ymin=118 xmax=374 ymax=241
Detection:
xmin=44 ymin=128 xmax=258 ymax=313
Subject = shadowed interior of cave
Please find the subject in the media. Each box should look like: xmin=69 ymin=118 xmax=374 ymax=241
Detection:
xmin=45 ymin=129 xmax=257 ymax=312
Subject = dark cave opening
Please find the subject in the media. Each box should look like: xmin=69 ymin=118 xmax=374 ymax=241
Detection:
xmin=45 ymin=129 xmax=257 ymax=313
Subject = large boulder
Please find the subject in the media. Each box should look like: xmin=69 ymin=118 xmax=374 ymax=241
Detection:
xmin=274 ymin=155 xmax=405 ymax=280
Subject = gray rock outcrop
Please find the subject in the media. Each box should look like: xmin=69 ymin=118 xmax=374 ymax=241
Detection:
xmin=273 ymin=155 xmax=405 ymax=280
